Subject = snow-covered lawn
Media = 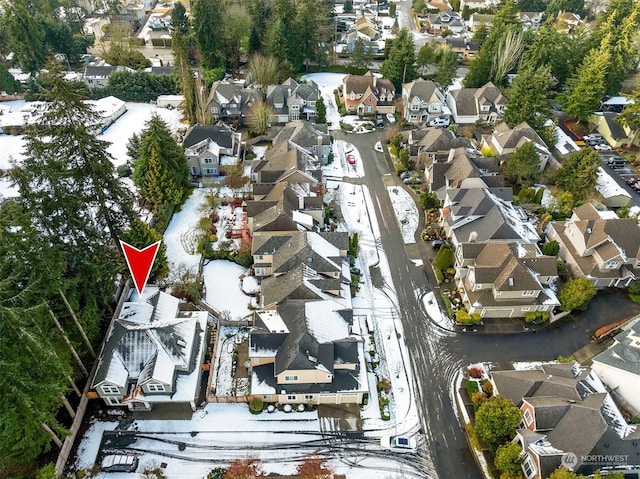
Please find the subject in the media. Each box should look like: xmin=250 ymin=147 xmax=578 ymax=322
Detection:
xmin=203 ymin=260 xmax=256 ymax=321
xmin=0 ymin=101 xmax=183 ymax=198
xmin=163 ymin=188 xmax=208 ymax=272
xmin=387 ymin=186 xmax=420 ymax=244
xmin=300 ymin=73 xmax=344 ymax=131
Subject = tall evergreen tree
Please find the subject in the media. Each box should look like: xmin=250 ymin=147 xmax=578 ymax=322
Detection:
xmin=192 ymin=0 xmax=223 ymax=69
xmin=616 ymin=82 xmax=640 ymax=147
xmin=123 ymin=218 xmax=170 ymax=281
xmin=0 ymin=0 xmax=48 ymax=74
xmin=133 ymin=115 xmax=189 ymax=208
xmin=503 ymin=65 xmax=553 ymax=132
xmin=522 ymin=20 xmax=576 ymax=89
xmin=433 ymin=49 xmax=458 ymax=87
xmin=561 ymin=40 xmax=611 ymax=123
xmin=380 ymin=28 xmax=417 ymax=89
xmin=555 ymin=149 xmax=600 ymax=200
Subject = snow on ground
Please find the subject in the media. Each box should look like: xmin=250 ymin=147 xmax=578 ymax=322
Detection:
xmin=163 ymin=188 xmax=207 ymax=272
xmin=203 ymin=260 xmax=255 ymax=320
xmin=423 ymin=291 xmax=454 ymax=331
xmin=101 ymin=103 xmax=183 ymax=167
xmin=74 ymin=419 xmax=121 ymax=470
xmin=386 ymin=186 xmax=419 ymax=244
xmin=300 ymin=73 xmax=344 ymax=131
xmin=0 ymin=101 xmax=183 ymax=198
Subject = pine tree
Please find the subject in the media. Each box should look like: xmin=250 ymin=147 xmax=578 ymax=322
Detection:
xmin=380 ymin=28 xmax=417 ymax=89
xmin=124 ymin=218 xmax=170 ymax=281
xmin=133 ymin=115 xmax=190 ymax=207
xmin=433 ymin=49 xmax=458 ymax=87
xmin=192 ymin=0 xmax=223 ymax=69
xmin=503 ymin=65 xmax=553 ymax=132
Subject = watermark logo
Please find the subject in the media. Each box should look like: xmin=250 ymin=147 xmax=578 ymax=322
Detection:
xmin=561 ymin=451 xmax=629 ymax=469
xmin=561 ymin=452 xmax=578 ymax=469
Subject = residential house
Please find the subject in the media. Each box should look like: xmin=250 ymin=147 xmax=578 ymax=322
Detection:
xmin=247 ymin=183 xmax=325 ymax=234
xmin=341 ymin=71 xmax=396 ymax=116
xmin=251 ymin=231 xmax=348 ymax=279
xmin=249 ymin=299 xmax=366 ymax=405
xmin=91 ymin=287 xmax=208 ymax=411
xmin=482 ymin=121 xmax=552 ymax=172
xmin=446 ymin=82 xmax=507 ymax=125
xmin=460 ymin=0 xmax=497 ymax=10
xmin=354 ymin=13 xmax=379 ymax=39
xmin=426 ymin=11 xmax=466 ymax=34
xmin=490 ymin=362 xmax=640 ymax=479
xmin=440 ymin=187 xmax=540 ymax=247
xmin=408 ymin=127 xmax=475 ymax=164
xmin=272 ymin=121 xmax=332 ymax=164
xmin=455 ymin=242 xmax=559 ymax=318
xmin=209 ymin=81 xmax=263 ymax=126
xmin=468 ymin=13 xmax=494 ymax=32
xmin=445 ymin=38 xmax=480 ymax=60
xmin=518 ymin=11 xmax=544 ymax=29
xmin=590 ymin=112 xmax=639 ymax=148
xmin=547 ymin=202 xmax=640 ymax=288
xmin=183 ymin=125 xmax=242 ymax=177
xmin=402 ymin=78 xmax=451 ymax=125
xmin=425 ymin=147 xmax=504 ymax=196
xmin=592 ymin=321 xmax=640 ymax=416
xmin=86 ymin=95 xmax=127 ymax=132
xmin=250 ymin=140 xmax=322 ymax=187
xmin=345 ymin=31 xmax=383 ymax=55
xmin=83 ymin=65 xmax=127 ymax=88
xmin=557 ymin=11 xmax=582 ymax=33
xmin=266 ymin=78 xmax=321 ymax=124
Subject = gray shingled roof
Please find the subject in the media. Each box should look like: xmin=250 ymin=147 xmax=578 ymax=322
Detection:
xmin=184 ymin=125 xmax=234 ymax=149
xmin=592 ymin=322 xmax=640 ymax=375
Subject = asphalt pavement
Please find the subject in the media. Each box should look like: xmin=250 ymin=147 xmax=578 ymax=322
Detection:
xmin=339 ymin=128 xmax=640 ymax=479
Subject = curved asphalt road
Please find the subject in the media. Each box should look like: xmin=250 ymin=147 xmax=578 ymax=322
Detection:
xmin=337 ymin=129 xmax=640 ymax=478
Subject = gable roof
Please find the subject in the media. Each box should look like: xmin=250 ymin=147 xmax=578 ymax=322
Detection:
xmin=403 ymin=78 xmax=440 ymax=103
xmin=183 ymin=125 xmax=235 ymax=149
xmin=592 ymin=322 xmax=640 ymax=376
xmin=92 ymin=291 xmax=207 ymax=391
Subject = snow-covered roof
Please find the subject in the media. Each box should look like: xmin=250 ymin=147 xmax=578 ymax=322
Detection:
xmin=305 ymin=300 xmax=351 ymax=343
xmin=596 ymin=167 xmax=632 ymax=203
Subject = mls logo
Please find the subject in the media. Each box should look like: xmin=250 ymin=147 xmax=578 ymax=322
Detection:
xmin=561 ymin=452 xmax=578 ymax=469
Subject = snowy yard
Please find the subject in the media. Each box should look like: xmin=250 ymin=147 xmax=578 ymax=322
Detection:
xmin=0 ymin=101 xmax=183 ymax=198
xmin=387 ymin=186 xmax=420 ymax=244
xmin=203 ymin=260 xmax=256 ymax=321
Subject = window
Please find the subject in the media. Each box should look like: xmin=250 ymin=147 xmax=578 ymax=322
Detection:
xmin=522 ymin=307 xmax=531 ymax=312
xmin=522 ymin=290 xmax=537 ymax=297
xmin=606 ymin=261 xmax=620 ymax=269
xmin=284 ymin=375 xmax=299 ymax=382
xmin=411 ymin=103 xmax=420 ymax=111
xmin=291 ymin=104 xmax=299 ymax=110
xmin=287 ymin=395 xmax=296 ymax=400
xmin=102 ymin=385 xmax=119 ymax=395
xmin=481 ymin=105 xmax=490 ymax=112
xmin=147 ymin=383 xmax=165 ymax=392
xmin=257 ymin=255 xmax=263 ymax=261
xmin=366 ymin=106 xmax=373 ymax=112
xmin=107 ymin=397 xmax=121 ymax=405
xmin=255 ymin=267 xmax=265 ymax=276
xmin=304 ymin=394 xmax=314 ymax=400
xmin=524 ymin=409 xmax=533 ymax=425
xmin=523 ymin=457 xmax=535 ymax=478
xmin=203 ymin=158 xmax=213 ymax=164
xmin=204 ymin=168 xmax=217 ymax=175
xmin=211 ymin=106 xmax=219 ymax=113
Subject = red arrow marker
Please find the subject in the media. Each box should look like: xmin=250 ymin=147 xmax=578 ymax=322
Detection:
xmin=120 ymin=240 xmax=161 ymax=298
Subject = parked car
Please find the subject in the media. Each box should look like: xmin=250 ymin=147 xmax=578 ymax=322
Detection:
xmin=380 ymin=435 xmax=418 ymax=453
xmin=400 ymin=171 xmax=412 ymax=179
xmin=608 ymin=157 xmax=626 ymax=167
xmin=428 ymin=117 xmax=450 ymax=128
xmin=404 ymin=176 xmax=423 ymax=185
xmin=583 ymin=133 xmax=603 ymax=141
xmin=431 ymin=240 xmax=444 ymax=250
xmin=626 ymin=177 xmax=638 ymax=185
xmin=386 ymin=113 xmax=396 ymax=124
xmin=586 ymin=138 xmax=606 ymax=146
xmin=376 ymin=115 xmax=385 ymax=128
xmin=346 ymin=153 xmax=356 ymax=165
xmin=594 ymin=143 xmax=612 ymax=151
xmin=101 ymin=454 xmax=138 ymax=473
xmin=350 ymin=266 xmax=361 ymax=276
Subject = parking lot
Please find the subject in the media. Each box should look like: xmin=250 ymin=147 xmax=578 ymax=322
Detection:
xmin=599 ymin=152 xmax=640 ymax=202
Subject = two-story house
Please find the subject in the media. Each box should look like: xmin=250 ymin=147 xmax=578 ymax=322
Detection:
xmin=440 ymin=187 xmax=541 ymax=247
xmin=341 ymin=71 xmax=396 ymax=116
xmin=455 ymin=241 xmax=559 ymax=318
xmin=491 ymin=363 xmax=640 ymax=479
xmin=83 ymin=65 xmax=132 ymax=88
xmin=425 ymin=147 xmax=504 ymax=196
xmin=402 ymin=78 xmax=451 ymax=125
xmin=266 ymin=78 xmax=321 ymax=124
xmin=183 ymin=125 xmax=242 ymax=177
xmin=426 ymin=11 xmax=466 ymax=34
xmin=209 ymin=81 xmax=263 ymax=126
xmin=249 ymin=299 xmax=366 ymax=406
xmin=91 ymin=287 xmax=208 ymax=412
xmin=445 ymin=38 xmax=480 ymax=60
xmin=272 ymin=121 xmax=332 ymax=164
xmin=446 ymin=81 xmax=507 ymax=125
xmin=482 ymin=121 xmax=552 ymax=172
xmin=547 ymin=202 xmax=640 ymax=288
xmin=408 ymin=127 xmax=474 ymax=164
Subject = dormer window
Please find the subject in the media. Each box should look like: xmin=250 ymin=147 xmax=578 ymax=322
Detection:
xmin=481 ymin=104 xmax=490 ymax=112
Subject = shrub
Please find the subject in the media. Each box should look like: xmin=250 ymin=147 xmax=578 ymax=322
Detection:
xmin=249 ymin=397 xmax=264 ymax=414
xmin=542 ymin=240 xmax=560 ymax=256
xmin=456 ymin=310 xmax=482 ymax=325
xmin=481 ymin=380 xmax=493 ymax=396
xmin=377 ymin=378 xmax=392 ymax=392
xmin=116 ymin=164 xmax=132 ymax=177
xmin=469 ymin=366 xmax=484 ymax=379
xmin=524 ymin=312 xmax=537 ymax=323
xmin=629 ymin=283 xmax=640 ymax=296
xmin=471 ymin=391 xmax=487 ymax=409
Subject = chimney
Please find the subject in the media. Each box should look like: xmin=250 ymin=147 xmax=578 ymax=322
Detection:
xmin=447 ymin=148 xmax=455 ymax=163
xmin=469 ymin=231 xmax=478 ymax=242
xmin=317 ymin=135 xmax=323 ymax=159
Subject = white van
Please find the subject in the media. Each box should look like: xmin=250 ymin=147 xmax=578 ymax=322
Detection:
xmin=428 ymin=117 xmax=450 ymax=128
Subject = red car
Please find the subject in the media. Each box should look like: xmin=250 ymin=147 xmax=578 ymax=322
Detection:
xmin=346 ymin=154 xmax=356 ymax=165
